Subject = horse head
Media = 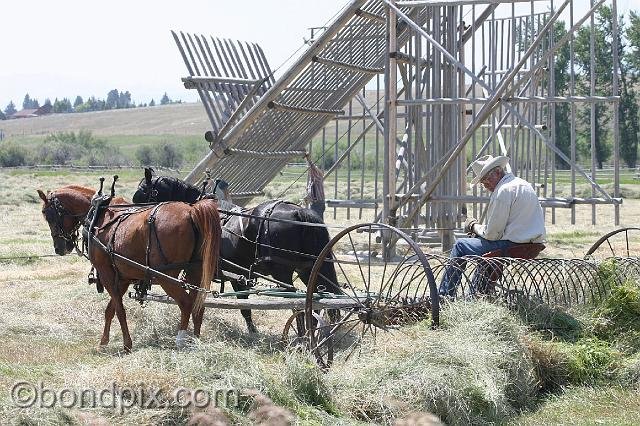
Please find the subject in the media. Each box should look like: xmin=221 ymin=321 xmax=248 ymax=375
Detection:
xmin=132 ymin=167 xmax=157 ymax=203
xmin=133 ymin=168 xmax=202 ymax=204
xmin=37 ymin=189 xmax=87 ymax=255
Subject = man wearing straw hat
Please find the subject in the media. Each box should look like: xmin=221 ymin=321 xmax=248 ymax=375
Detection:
xmin=439 ymin=154 xmax=546 ymax=297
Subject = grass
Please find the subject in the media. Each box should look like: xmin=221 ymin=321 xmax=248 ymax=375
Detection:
xmin=326 ymin=301 xmax=538 ymax=425
xmin=2 ymin=169 xmax=640 ymax=424
xmin=510 ymin=386 xmax=640 ymax=425
xmin=545 ymin=230 xmax=602 ymax=247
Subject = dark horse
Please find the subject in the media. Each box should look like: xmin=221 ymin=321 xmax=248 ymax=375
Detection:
xmin=38 ymin=185 xmax=221 ymax=351
xmin=133 ymin=168 xmax=341 ymax=332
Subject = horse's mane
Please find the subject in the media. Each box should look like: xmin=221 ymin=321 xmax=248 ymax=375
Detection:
xmin=162 ymin=176 xmax=199 ymax=192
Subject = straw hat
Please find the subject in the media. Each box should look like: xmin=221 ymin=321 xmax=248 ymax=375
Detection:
xmin=470 ymin=155 xmax=510 ymax=185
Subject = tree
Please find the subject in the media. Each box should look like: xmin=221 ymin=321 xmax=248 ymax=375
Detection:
xmin=4 ymin=101 xmax=17 ymax=116
xmin=73 ymin=96 xmax=84 ymax=109
xmin=118 ymin=91 xmax=132 ymax=108
xmin=43 ymin=98 xmax=52 ymax=108
xmin=621 ymin=10 xmax=640 ymax=167
xmin=22 ymin=94 xmax=32 ymax=109
xmin=574 ymin=6 xmax=615 ymax=169
xmin=0 ymin=109 xmax=5 ymax=120
xmin=160 ymin=93 xmax=171 ymax=105
xmin=627 ymin=11 xmax=640 ymax=72
xmin=63 ymin=98 xmax=73 ymax=112
xmin=22 ymin=94 xmax=40 ymax=109
xmin=106 ymin=89 xmax=119 ymax=109
xmin=75 ymin=96 xmax=101 ymax=113
xmin=135 ymin=145 xmax=154 ymax=165
xmin=53 ymin=98 xmax=73 ymax=113
xmin=550 ymin=21 xmax=572 ymax=169
xmin=149 ymin=99 xmax=155 ymax=107
xmin=618 ymin=12 xmax=640 ymax=167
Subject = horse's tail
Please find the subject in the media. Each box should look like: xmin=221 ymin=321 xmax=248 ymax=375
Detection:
xmin=189 ymin=198 xmax=221 ymax=312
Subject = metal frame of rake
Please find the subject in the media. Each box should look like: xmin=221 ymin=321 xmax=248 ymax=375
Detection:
xmin=428 ymin=254 xmax=640 ymax=307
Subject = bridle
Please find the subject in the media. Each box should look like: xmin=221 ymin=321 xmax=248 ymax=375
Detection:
xmin=42 ymin=194 xmax=85 ymax=247
xmin=136 ymin=177 xmax=160 ymax=202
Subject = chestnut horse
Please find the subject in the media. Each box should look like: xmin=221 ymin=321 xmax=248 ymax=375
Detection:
xmin=132 ymin=168 xmax=342 ymax=333
xmin=37 ymin=185 xmax=221 ymax=352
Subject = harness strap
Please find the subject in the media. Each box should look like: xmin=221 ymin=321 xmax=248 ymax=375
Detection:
xmin=252 ymin=200 xmax=284 ymax=269
xmin=145 ymin=204 xmax=170 ymax=288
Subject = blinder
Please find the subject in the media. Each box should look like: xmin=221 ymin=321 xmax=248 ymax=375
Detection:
xmin=136 ymin=178 xmax=159 ymax=202
xmin=43 ymin=195 xmax=83 ymax=243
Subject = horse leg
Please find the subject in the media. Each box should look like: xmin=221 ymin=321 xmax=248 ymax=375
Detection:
xmin=184 ymin=268 xmax=205 ymax=338
xmin=191 ymin=307 xmax=204 ymax=338
xmin=298 ymin=268 xmax=341 ymax=324
xmin=272 ymin=268 xmax=311 ymax=332
xmin=99 ymin=299 xmax=115 ymax=347
xmin=98 ymin=269 xmax=132 ymax=352
xmin=113 ymin=284 xmax=133 ymax=353
xmin=230 ymin=279 xmax=257 ymax=333
xmin=162 ymin=283 xmax=194 ymax=348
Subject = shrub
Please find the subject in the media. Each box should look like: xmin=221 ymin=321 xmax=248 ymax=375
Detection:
xmin=157 ymin=143 xmax=183 ymax=168
xmin=33 ymin=131 xmax=122 ymax=166
xmin=0 ymin=142 xmax=30 ymax=166
xmin=38 ymin=142 xmax=76 ymax=164
xmin=135 ymin=145 xmax=154 ymax=166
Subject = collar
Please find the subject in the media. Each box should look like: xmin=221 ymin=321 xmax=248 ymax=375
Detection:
xmin=493 ymin=173 xmax=514 ymax=192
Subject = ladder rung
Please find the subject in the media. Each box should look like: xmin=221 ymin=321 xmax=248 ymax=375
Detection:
xmin=390 ymin=51 xmax=430 ymax=67
xmin=267 ymin=101 xmax=344 ymax=116
xmin=226 ymin=148 xmax=307 ymax=158
xmin=231 ymin=191 xmax=264 ymax=200
xmin=182 ymin=76 xmax=261 ymax=88
xmin=312 ymin=56 xmax=383 ymax=75
xmin=355 ymin=8 xmax=385 ymax=24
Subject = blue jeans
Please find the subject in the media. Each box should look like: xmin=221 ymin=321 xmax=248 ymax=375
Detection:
xmin=439 ymin=237 xmax=516 ymax=297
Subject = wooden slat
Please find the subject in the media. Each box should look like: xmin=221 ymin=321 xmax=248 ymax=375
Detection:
xmin=141 ymin=294 xmax=360 ymax=310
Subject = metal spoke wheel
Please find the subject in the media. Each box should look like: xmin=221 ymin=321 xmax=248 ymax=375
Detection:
xmin=281 ymin=310 xmax=334 ymax=362
xmin=305 ymin=223 xmax=438 ymax=369
xmin=585 ymin=227 xmax=640 ymax=260
xmin=281 ymin=310 xmax=307 ymax=349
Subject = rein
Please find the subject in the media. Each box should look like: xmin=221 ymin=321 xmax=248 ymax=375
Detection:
xmin=137 ymin=177 xmax=162 ymax=202
xmin=44 ymin=194 xmax=86 ymax=254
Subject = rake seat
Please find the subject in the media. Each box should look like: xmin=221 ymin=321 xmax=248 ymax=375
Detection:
xmin=475 ymin=243 xmax=546 ymax=294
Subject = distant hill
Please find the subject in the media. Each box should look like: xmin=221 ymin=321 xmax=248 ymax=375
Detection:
xmin=0 ymin=90 xmax=385 ymax=139
xmin=0 ymin=103 xmax=210 ymax=137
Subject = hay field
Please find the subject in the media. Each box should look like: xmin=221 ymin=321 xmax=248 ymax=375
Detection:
xmin=1 ymin=169 xmax=640 ymax=425
xmin=0 ymin=104 xmax=210 ymax=138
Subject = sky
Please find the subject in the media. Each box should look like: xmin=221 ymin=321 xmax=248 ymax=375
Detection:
xmin=1 ymin=0 xmax=635 ymax=111
xmin=0 ymin=0 xmax=348 ymax=109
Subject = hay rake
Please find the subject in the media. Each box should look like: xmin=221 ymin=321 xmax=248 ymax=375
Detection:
xmin=431 ymin=255 xmax=640 ymax=308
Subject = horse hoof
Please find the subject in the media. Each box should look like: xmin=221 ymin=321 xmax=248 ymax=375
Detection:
xmin=248 ymin=324 xmax=258 ymax=334
xmin=176 ymin=330 xmax=191 ymax=349
xmin=96 ymin=344 xmax=109 ymax=354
